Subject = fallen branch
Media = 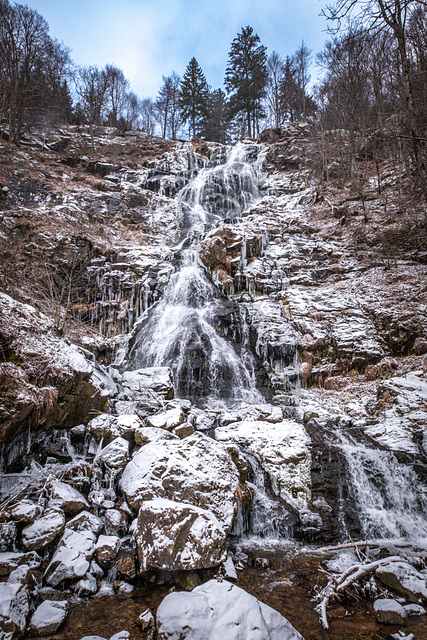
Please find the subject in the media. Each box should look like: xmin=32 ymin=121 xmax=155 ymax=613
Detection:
xmin=321 ymin=540 xmax=375 ymax=552
xmin=314 ymin=555 xmax=403 ymax=629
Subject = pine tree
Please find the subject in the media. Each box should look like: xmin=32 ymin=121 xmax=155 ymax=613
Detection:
xmin=179 ymin=58 xmax=209 ymax=140
xmin=201 ymin=89 xmax=230 ymax=143
xmin=225 ymin=26 xmax=268 ymax=138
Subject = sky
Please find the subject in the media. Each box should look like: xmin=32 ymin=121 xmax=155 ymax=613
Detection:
xmin=23 ymin=0 xmax=330 ymax=99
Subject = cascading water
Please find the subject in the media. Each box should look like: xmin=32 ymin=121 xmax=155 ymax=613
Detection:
xmin=127 ymin=143 xmax=265 ymax=406
xmin=338 ymin=435 xmax=427 ymax=541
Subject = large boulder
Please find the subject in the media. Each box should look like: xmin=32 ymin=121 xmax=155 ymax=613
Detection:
xmin=135 ymin=499 xmax=227 ymax=572
xmin=376 ymin=561 xmax=427 ymax=602
xmin=49 ymin=480 xmax=89 ymax=516
xmin=29 ymin=600 xmax=68 ymax=636
xmin=215 ymin=420 xmax=311 ymax=510
xmin=0 ymin=565 xmax=34 ymax=639
xmin=156 ymin=579 xmax=304 ymax=640
xmin=373 ymin=598 xmax=407 ymax=625
xmin=88 ymin=414 xmax=143 ymax=444
xmin=44 ymin=528 xmax=96 ymax=586
xmin=120 ymin=432 xmax=239 ymax=531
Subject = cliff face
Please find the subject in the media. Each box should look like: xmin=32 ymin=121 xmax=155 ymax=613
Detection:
xmin=0 ymin=123 xmax=426 ymax=516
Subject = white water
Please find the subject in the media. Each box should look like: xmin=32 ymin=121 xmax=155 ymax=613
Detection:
xmin=127 ymin=143 xmax=265 ymax=405
xmin=339 ymin=436 xmax=427 ymax=540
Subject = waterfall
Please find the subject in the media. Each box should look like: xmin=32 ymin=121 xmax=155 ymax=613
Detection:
xmin=126 ymin=142 xmax=265 ymax=406
xmin=338 ymin=436 xmax=427 ymax=541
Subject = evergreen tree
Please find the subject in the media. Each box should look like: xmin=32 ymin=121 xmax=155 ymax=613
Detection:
xmin=179 ymin=58 xmax=209 ymax=140
xmin=201 ymin=89 xmax=230 ymax=143
xmin=225 ymin=26 xmax=268 ymax=138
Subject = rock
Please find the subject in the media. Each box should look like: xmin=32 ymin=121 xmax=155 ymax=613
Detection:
xmin=88 ymin=413 xmax=143 ymax=444
xmin=115 ymin=549 xmax=137 ymax=581
xmin=122 ymin=367 xmax=174 ymax=400
xmin=120 ymin=432 xmax=239 ymax=531
xmin=138 ymin=609 xmax=154 ymax=630
xmin=115 ymin=581 xmax=134 ymax=598
xmin=0 ymin=565 xmax=34 ymax=638
xmin=374 ymin=598 xmax=407 ymax=625
xmin=9 ymin=499 xmax=41 ymax=524
xmin=215 ymin=420 xmax=311 ymax=510
xmin=104 ymin=509 xmax=128 ymax=536
xmin=0 ymin=523 xmax=17 ymax=552
xmin=95 ymin=437 xmax=129 ymax=469
xmin=0 ymin=551 xmax=41 ymax=577
xmin=110 ymin=633 xmax=130 ymax=640
xmin=404 ymin=603 xmax=426 ymax=617
xmin=95 ymin=535 xmax=120 ymax=567
xmin=49 ymin=480 xmax=89 ymax=515
xmin=29 ymin=600 xmax=68 ymax=636
xmin=223 ymin=552 xmax=238 ymax=581
xmin=67 ymin=511 xmax=103 ymax=536
xmin=44 ymin=528 xmax=96 ymax=586
xmin=376 ymin=561 xmax=427 ymax=602
xmin=172 ymin=422 xmax=194 ymax=439
xmin=134 ymin=426 xmax=178 ymax=447
xmin=146 ymin=408 xmax=185 ymax=430
xmin=21 ymin=508 xmax=65 ymax=551
xmin=156 ymin=579 xmax=304 ymax=639
xmin=135 ymin=499 xmax=227 ymax=572
xmin=74 ymin=573 xmax=98 ymax=596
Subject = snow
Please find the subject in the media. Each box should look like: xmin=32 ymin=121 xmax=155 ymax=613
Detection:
xmin=29 ymin=600 xmax=68 ymax=635
xmin=156 ymin=579 xmax=304 ymax=640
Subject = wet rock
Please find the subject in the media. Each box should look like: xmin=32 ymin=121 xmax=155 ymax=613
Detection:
xmin=95 ymin=535 xmax=120 ymax=567
xmin=21 ymin=508 xmax=65 ymax=551
xmin=122 ymin=367 xmax=174 ymax=400
xmin=376 ymin=561 xmax=427 ymax=602
xmin=215 ymin=420 xmax=311 ymax=510
xmin=135 ymin=499 xmax=227 ymax=571
xmin=138 ymin=608 xmax=154 ymax=630
xmin=0 ymin=551 xmax=41 ymax=577
xmin=74 ymin=573 xmax=98 ymax=596
xmin=115 ymin=549 xmax=137 ymax=581
xmin=29 ymin=600 xmax=68 ymax=636
xmin=374 ymin=598 xmax=407 ymax=625
xmin=156 ymin=579 xmax=304 ymax=639
xmin=115 ymin=581 xmax=134 ymax=598
xmin=96 ymin=437 xmax=129 ymax=469
xmin=88 ymin=413 xmax=143 ymax=444
xmin=49 ymin=480 xmax=89 ymax=516
xmin=120 ymin=432 xmax=239 ymax=531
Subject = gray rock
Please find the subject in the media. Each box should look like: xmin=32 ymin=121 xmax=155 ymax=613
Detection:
xmin=146 ymin=408 xmax=185 ymax=430
xmin=374 ymin=598 xmax=407 ymax=625
xmin=67 ymin=511 xmax=103 ymax=536
xmin=74 ymin=574 xmax=98 ymax=596
xmin=0 ymin=523 xmax=17 ymax=552
xmin=121 ymin=367 xmax=174 ymax=400
xmin=104 ymin=509 xmax=128 ymax=536
xmin=0 ymin=551 xmax=41 ymax=577
xmin=134 ymin=426 xmax=178 ymax=447
xmin=0 ymin=565 xmax=34 ymax=638
xmin=44 ymin=528 xmax=96 ymax=586
xmin=29 ymin=600 xmax=68 ymax=636
xmin=9 ymin=499 xmax=41 ymax=524
xmin=156 ymin=579 xmax=304 ymax=639
xmin=88 ymin=413 xmax=143 ymax=444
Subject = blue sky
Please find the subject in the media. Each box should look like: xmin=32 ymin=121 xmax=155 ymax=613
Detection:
xmin=23 ymin=0 xmax=329 ymax=98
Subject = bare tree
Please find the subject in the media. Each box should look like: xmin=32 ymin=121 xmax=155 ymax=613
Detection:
xmin=104 ymin=64 xmax=129 ymax=127
xmin=266 ymin=51 xmax=285 ymax=127
xmin=294 ymin=41 xmax=313 ymax=119
xmin=140 ymin=97 xmax=156 ymax=135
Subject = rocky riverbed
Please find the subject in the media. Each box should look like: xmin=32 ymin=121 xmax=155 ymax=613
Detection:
xmin=0 ymin=123 xmax=426 ymax=639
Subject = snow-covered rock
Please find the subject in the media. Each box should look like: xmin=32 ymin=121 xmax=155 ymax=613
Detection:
xmin=104 ymin=509 xmax=128 ymax=536
xmin=120 ymin=432 xmax=239 ymax=531
xmin=146 ymin=407 xmax=185 ymax=430
xmin=138 ymin=608 xmax=154 ymax=630
xmin=0 ymin=551 xmax=41 ymax=577
xmin=29 ymin=600 xmax=68 ymax=635
xmin=156 ymin=579 xmax=304 ymax=639
xmin=67 ymin=511 xmax=103 ymax=536
xmin=374 ymin=598 xmax=407 ymax=625
xmin=0 ymin=523 xmax=17 ymax=552
xmin=122 ymin=367 xmax=174 ymax=400
xmin=376 ymin=561 xmax=427 ymax=602
xmin=21 ymin=508 xmax=65 ymax=551
xmin=0 ymin=565 xmax=34 ymax=639
xmin=9 ymin=499 xmax=41 ymax=524
xmin=74 ymin=573 xmax=98 ymax=596
xmin=44 ymin=528 xmax=96 ymax=586
xmin=95 ymin=535 xmax=120 ymax=566
xmin=135 ymin=499 xmax=227 ymax=572
xmin=88 ymin=413 xmax=143 ymax=444
xmin=134 ymin=426 xmax=178 ymax=447
xmin=95 ymin=437 xmax=129 ymax=469
xmin=49 ymin=480 xmax=89 ymax=515
xmin=215 ymin=420 xmax=311 ymax=510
